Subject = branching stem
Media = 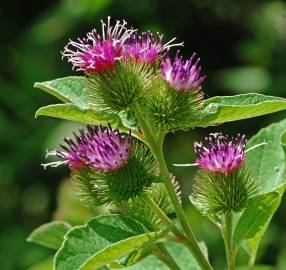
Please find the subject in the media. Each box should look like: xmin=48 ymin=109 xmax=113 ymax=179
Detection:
xmin=135 ymin=104 xmax=213 ymax=270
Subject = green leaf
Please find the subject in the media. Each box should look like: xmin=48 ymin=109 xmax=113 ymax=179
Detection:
xmin=35 ymin=104 xmax=123 ymax=127
xmin=27 ymin=221 xmax=72 ymax=250
xmin=127 ymin=241 xmax=208 ymax=270
xmin=198 ymin=94 xmax=286 ymax=127
xmin=236 ymin=118 xmax=286 ymax=264
xmin=54 ymin=215 xmax=165 ymax=270
xmin=242 ymin=184 xmax=285 ymax=265
xmin=243 ymin=184 xmax=286 ymax=265
xmin=246 ymin=118 xmax=286 ymax=192
xmin=80 ymin=231 xmax=164 ymax=270
xmin=234 ymin=187 xmax=285 ymax=244
xmin=34 ymin=76 xmax=88 ymax=109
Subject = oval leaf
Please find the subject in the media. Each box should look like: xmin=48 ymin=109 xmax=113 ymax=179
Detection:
xmin=80 ymin=231 xmax=164 ymax=270
xmin=27 ymin=221 xmax=72 ymax=250
xmin=198 ymin=94 xmax=286 ymax=127
xmin=54 ymin=215 xmax=164 ymax=270
xmin=34 ymin=76 xmax=88 ymax=109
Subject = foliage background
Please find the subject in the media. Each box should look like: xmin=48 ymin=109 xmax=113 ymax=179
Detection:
xmin=1 ymin=0 xmax=286 ymax=269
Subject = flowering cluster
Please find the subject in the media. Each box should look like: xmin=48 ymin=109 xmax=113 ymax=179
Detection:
xmin=62 ymin=17 xmax=204 ymax=92
xmin=31 ymin=16 xmax=278 ymax=270
xmin=194 ymin=133 xmax=246 ymax=173
xmin=44 ymin=125 xmax=131 ymax=172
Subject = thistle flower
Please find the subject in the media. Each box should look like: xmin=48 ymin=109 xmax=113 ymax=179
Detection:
xmin=73 ymin=141 xmax=159 ymax=204
xmin=123 ymin=31 xmax=183 ymax=63
xmin=43 ymin=125 xmax=131 ymax=171
xmin=62 ymin=17 xmax=135 ymax=72
xmin=194 ymin=133 xmax=246 ymax=174
xmin=161 ymin=51 xmax=205 ymax=92
xmin=190 ymin=133 xmax=258 ymax=215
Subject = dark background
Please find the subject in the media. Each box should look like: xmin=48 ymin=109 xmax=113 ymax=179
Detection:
xmin=1 ymin=0 xmax=286 ymax=269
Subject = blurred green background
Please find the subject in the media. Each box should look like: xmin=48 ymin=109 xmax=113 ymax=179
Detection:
xmin=1 ymin=0 xmax=286 ymax=269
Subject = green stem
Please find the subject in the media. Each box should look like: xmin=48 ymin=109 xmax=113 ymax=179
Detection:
xmin=222 ymin=212 xmax=235 ymax=270
xmin=155 ymin=243 xmax=182 ymax=270
xmin=135 ymin=105 xmax=213 ymax=270
xmin=155 ymin=146 xmax=213 ymax=270
xmin=141 ymin=192 xmax=183 ymax=237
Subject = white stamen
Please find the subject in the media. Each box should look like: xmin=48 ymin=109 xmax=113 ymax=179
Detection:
xmin=173 ymin=163 xmax=198 ymax=167
xmin=163 ymin=37 xmax=184 ymax=51
xmin=245 ymin=141 xmax=267 ymax=153
xmin=41 ymin=161 xmax=66 ymax=170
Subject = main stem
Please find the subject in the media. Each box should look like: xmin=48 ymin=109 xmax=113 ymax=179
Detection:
xmin=155 ymin=146 xmax=213 ymax=270
xmin=222 ymin=212 xmax=235 ymax=270
xmin=135 ymin=106 xmax=213 ymax=270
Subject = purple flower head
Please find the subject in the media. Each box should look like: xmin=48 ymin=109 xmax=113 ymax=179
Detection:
xmin=161 ymin=51 xmax=206 ymax=92
xmin=122 ymin=31 xmax=183 ymax=64
xmin=194 ymin=133 xmax=247 ymax=174
xmin=62 ymin=17 xmax=135 ymax=72
xmin=43 ymin=125 xmax=131 ymax=171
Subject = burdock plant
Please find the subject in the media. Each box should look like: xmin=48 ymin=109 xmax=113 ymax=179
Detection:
xmin=28 ymin=17 xmax=286 ymax=270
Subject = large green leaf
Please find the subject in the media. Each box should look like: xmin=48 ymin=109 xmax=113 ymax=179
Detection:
xmin=27 ymin=221 xmax=72 ymax=250
xmin=35 ymin=104 xmax=146 ymax=142
xmin=198 ymin=94 xmax=286 ymax=127
xmin=236 ymin=119 xmax=286 ymax=264
xmin=34 ymin=76 xmax=88 ymax=109
xmin=246 ymin=118 xmax=286 ymax=192
xmin=35 ymin=103 xmax=123 ymax=127
xmin=54 ymin=215 xmax=165 ymax=270
xmin=127 ymin=241 xmax=208 ymax=270
xmin=233 ymin=186 xmax=285 ymax=244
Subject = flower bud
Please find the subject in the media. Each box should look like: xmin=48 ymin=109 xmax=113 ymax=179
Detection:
xmin=144 ymin=76 xmax=203 ymax=132
xmin=161 ymin=51 xmax=205 ymax=92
